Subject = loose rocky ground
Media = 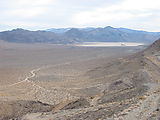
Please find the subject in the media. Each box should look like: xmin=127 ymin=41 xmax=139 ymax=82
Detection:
xmin=0 ymin=41 xmax=160 ymax=120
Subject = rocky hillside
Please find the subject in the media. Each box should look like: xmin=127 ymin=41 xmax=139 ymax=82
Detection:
xmin=33 ymin=39 xmax=160 ymax=120
xmin=145 ymin=38 xmax=160 ymax=54
xmin=0 ymin=39 xmax=159 ymax=120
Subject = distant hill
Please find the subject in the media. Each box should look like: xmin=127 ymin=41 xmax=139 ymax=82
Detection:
xmin=0 ymin=27 xmax=160 ymax=44
xmin=64 ymin=26 xmax=160 ymax=43
xmin=0 ymin=28 xmax=74 ymax=44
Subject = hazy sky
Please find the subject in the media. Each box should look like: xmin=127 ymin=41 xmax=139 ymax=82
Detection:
xmin=0 ymin=0 xmax=160 ymax=31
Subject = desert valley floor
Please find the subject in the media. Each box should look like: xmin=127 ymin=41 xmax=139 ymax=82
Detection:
xmin=0 ymin=42 xmax=160 ymax=120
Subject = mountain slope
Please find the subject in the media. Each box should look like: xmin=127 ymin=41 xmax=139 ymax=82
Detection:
xmin=145 ymin=38 xmax=160 ymax=54
xmin=0 ymin=27 xmax=160 ymax=44
xmin=20 ymin=39 xmax=160 ymax=120
xmin=65 ymin=27 xmax=160 ymax=43
xmin=0 ymin=38 xmax=159 ymax=120
xmin=0 ymin=28 xmax=74 ymax=44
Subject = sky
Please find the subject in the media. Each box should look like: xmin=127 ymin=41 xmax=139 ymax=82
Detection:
xmin=0 ymin=0 xmax=160 ymax=32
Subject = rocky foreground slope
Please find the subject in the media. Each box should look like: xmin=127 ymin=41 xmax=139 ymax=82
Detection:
xmin=0 ymin=39 xmax=160 ymax=120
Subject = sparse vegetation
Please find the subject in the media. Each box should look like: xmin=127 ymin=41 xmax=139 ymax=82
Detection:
xmin=0 ymin=39 xmax=160 ymax=120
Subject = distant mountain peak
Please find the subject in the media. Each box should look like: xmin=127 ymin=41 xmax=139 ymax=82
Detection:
xmin=0 ymin=27 xmax=160 ymax=44
xmin=67 ymin=28 xmax=82 ymax=33
xmin=104 ymin=26 xmax=114 ymax=29
xmin=12 ymin=28 xmax=26 ymax=31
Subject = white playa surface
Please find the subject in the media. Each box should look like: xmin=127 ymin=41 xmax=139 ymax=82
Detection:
xmin=75 ymin=42 xmax=145 ymax=47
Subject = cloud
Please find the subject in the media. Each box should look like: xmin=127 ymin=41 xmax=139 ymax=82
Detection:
xmin=5 ymin=7 xmax=47 ymax=18
xmin=69 ymin=0 xmax=160 ymax=31
xmin=0 ymin=0 xmax=160 ymax=31
xmin=15 ymin=0 xmax=54 ymax=6
xmin=1 ymin=0 xmax=56 ymax=19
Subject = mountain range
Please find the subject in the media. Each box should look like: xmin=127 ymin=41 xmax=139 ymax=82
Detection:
xmin=0 ymin=26 xmax=160 ymax=44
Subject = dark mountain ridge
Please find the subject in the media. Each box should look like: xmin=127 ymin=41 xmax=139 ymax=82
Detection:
xmin=0 ymin=28 xmax=74 ymax=44
xmin=0 ymin=27 xmax=160 ymax=44
xmin=65 ymin=27 xmax=160 ymax=43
